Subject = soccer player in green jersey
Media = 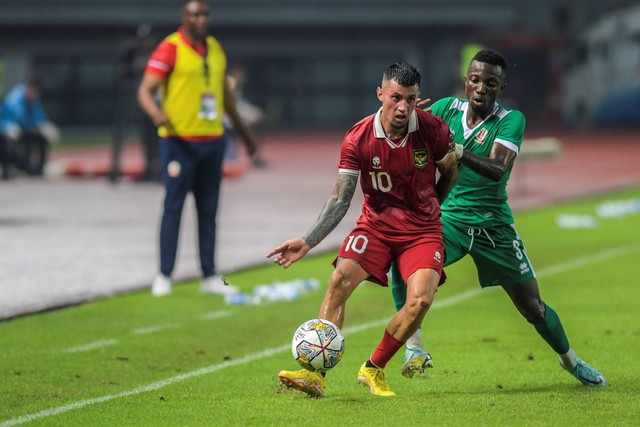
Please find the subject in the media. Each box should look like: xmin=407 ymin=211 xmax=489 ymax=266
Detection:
xmin=390 ymin=49 xmax=607 ymax=386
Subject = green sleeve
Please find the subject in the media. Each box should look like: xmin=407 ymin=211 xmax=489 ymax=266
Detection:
xmin=427 ymin=97 xmax=455 ymax=119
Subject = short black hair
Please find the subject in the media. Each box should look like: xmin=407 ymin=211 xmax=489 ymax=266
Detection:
xmin=471 ymin=49 xmax=507 ymax=72
xmin=382 ymin=62 xmax=421 ymax=87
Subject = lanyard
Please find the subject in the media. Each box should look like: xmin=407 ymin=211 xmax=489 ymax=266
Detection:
xmin=202 ymin=44 xmax=210 ymax=87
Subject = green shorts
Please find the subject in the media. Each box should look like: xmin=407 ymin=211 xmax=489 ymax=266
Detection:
xmin=442 ymin=216 xmax=536 ymax=287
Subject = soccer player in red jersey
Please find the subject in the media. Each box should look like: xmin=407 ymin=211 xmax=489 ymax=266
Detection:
xmin=267 ymin=62 xmax=458 ymax=397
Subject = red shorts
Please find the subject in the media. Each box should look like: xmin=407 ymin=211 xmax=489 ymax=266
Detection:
xmin=334 ymin=225 xmax=445 ymax=286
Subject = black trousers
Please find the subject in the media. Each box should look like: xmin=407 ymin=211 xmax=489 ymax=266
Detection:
xmin=0 ymin=135 xmax=12 ymax=180
xmin=14 ymin=132 xmax=48 ymax=176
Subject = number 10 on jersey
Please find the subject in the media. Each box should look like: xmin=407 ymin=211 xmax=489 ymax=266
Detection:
xmin=369 ymin=172 xmax=392 ymax=192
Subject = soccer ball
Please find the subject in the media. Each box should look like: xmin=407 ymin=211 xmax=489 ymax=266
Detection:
xmin=291 ymin=319 xmax=345 ymax=372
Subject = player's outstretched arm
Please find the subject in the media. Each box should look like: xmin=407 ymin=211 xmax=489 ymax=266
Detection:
xmin=266 ymin=173 xmax=358 ymax=268
xmin=303 ymin=173 xmax=358 ymax=248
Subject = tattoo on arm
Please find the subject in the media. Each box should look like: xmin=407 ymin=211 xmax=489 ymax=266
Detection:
xmin=303 ymin=174 xmax=357 ymax=248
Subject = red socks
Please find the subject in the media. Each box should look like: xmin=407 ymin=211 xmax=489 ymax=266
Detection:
xmin=369 ymin=329 xmax=404 ymax=369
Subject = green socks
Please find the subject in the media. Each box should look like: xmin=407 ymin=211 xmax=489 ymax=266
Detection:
xmin=533 ymin=304 xmax=570 ymax=355
xmin=390 ymin=262 xmax=406 ymax=312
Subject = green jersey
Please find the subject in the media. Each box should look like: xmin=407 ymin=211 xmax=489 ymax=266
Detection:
xmin=430 ymin=97 xmax=526 ymax=228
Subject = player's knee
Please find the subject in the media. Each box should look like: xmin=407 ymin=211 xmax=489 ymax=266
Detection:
xmin=522 ymin=300 xmax=545 ymax=323
xmin=328 ymin=267 xmax=358 ymax=293
xmin=406 ymin=293 xmax=433 ymax=316
xmin=330 ymin=266 xmax=346 ymax=284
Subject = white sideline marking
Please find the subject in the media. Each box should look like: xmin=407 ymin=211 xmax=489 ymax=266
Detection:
xmin=344 ymin=288 xmax=486 ymax=334
xmin=3 ymin=244 xmax=638 ymax=427
xmin=199 ymin=310 xmax=233 ymax=320
xmin=66 ymin=311 xmax=232 ymax=353
xmin=0 ymin=345 xmax=290 ymax=427
xmin=131 ymin=324 xmax=178 ymax=335
xmin=65 ymin=339 xmax=119 ymax=353
xmin=534 ymin=243 xmax=638 ymax=278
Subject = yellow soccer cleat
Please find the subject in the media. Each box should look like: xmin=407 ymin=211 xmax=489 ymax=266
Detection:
xmin=278 ymin=369 xmax=326 ymax=397
xmin=401 ymin=346 xmax=433 ymax=379
xmin=357 ymin=362 xmax=396 ymax=397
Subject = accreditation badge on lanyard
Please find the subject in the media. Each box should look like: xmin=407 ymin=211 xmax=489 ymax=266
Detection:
xmin=197 ymin=44 xmax=217 ymax=121
xmin=198 ymin=93 xmax=217 ymax=120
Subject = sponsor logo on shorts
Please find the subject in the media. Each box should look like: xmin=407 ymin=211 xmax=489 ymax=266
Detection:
xmin=519 ymin=262 xmax=530 ymax=275
xmin=434 ymin=250 xmax=442 ymax=263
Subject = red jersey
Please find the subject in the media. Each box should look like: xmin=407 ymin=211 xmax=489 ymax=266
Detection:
xmin=339 ymin=108 xmax=452 ymax=238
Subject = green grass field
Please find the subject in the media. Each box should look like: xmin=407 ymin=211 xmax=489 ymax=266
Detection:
xmin=2 ymin=187 xmax=640 ymax=426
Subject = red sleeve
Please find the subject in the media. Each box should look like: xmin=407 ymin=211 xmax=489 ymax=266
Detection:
xmin=144 ymin=39 xmax=176 ymax=78
xmin=338 ymin=128 xmax=362 ymax=173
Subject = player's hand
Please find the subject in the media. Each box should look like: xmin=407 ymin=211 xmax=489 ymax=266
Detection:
xmin=417 ymin=98 xmax=432 ymax=111
xmin=267 ymin=238 xmax=311 ymax=269
xmin=244 ymin=137 xmax=258 ymax=157
xmin=454 ymin=143 xmax=464 ymax=159
xmin=151 ymin=111 xmax=171 ymax=127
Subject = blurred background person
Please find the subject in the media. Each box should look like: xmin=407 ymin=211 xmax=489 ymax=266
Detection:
xmin=0 ymin=77 xmax=59 ymax=177
xmin=223 ymin=65 xmax=266 ymax=169
xmin=137 ymin=0 xmax=258 ymax=297
xmin=0 ymin=131 xmax=15 ymax=180
xmin=110 ymin=23 xmax=161 ymax=183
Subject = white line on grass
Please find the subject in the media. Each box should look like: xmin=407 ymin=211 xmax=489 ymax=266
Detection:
xmin=64 ymin=311 xmax=232 ymax=353
xmin=344 ymin=288 xmax=485 ymax=334
xmin=4 ymin=243 xmax=638 ymax=427
xmin=0 ymin=345 xmax=290 ymax=427
xmin=534 ymin=243 xmax=638 ymax=278
xmin=199 ymin=309 xmax=233 ymax=320
xmin=131 ymin=324 xmax=179 ymax=335
xmin=64 ymin=339 xmax=119 ymax=353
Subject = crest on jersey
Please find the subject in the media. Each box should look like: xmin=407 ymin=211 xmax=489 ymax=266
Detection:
xmin=413 ymin=150 xmax=428 ymax=169
xmin=473 ymin=128 xmax=488 ymax=145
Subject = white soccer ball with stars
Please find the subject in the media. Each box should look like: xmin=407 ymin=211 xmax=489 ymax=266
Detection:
xmin=291 ymin=319 xmax=345 ymax=372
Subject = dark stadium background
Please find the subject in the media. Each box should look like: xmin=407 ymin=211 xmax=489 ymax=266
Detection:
xmin=1 ymin=0 xmax=636 ymax=132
